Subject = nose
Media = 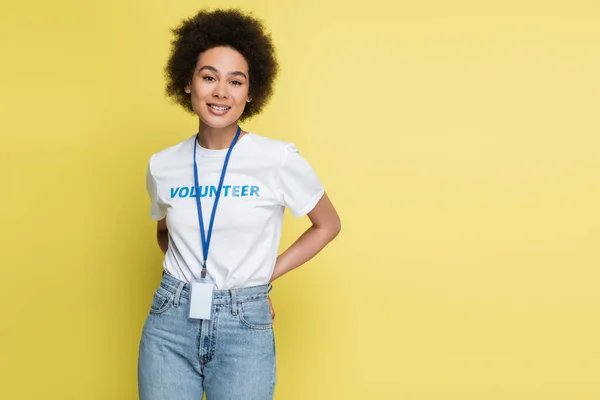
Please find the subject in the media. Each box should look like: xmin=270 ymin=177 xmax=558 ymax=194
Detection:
xmin=212 ymin=81 xmax=228 ymax=99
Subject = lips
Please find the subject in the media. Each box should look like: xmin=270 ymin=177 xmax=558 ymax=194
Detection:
xmin=206 ymin=103 xmax=232 ymax=116
xmin=208 ymin=103 xmax=231 ymax=111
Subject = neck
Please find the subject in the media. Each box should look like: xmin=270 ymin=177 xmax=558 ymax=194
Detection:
xmin=197 ymin=121 xmax=243 ymax=150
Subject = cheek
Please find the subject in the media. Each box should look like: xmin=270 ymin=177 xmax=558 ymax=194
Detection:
xmin=191 ymin=84 xmax=210 ymax=99
xmin=234 ymin=88 xmax=251 ymax=105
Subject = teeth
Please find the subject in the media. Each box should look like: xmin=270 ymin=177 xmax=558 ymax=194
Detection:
xmin=210 ymin=105 xmax=229 ymax=111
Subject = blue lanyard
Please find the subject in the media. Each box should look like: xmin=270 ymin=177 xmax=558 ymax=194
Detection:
xmin=193 ymin=126 xmax=241 ymax=278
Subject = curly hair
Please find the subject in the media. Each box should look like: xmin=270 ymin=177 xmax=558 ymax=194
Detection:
xmin=165 ymin=9 xmax=279 ymax=121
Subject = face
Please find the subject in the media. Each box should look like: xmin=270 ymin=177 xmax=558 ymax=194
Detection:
xmin=185 ymin=46 xmax=251 ymax=129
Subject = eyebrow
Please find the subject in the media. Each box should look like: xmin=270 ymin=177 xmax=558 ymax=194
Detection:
xmin=198 ymin=65 xmax=248 ymax=80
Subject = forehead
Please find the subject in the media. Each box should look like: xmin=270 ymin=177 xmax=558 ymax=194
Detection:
xmin=196 ymin=46 xmax=249 ymax=73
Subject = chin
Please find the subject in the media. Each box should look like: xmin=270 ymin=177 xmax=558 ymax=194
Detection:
xmin=199 ymin=117 xmax=237 ymax=129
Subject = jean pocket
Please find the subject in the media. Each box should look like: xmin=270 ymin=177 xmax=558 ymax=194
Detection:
xmin=149 ymin=286 xmax=174 ymax=314
xmin=238 ymin=299 xmax=273 ymax=330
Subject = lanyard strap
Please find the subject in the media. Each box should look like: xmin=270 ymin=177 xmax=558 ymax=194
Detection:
xmin=193 ymin=126 xmax=241 ymax=278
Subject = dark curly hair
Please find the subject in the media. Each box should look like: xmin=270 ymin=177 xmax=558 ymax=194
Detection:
xmin=165 ymin=9 xmax=279 ymax=121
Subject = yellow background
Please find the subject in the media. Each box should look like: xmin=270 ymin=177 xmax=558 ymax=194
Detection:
xmin=1 ymin=0 xmax=599 ymax=399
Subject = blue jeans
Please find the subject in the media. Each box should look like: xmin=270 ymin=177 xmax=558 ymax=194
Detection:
xmin=138 ymin=272 xmax=276 ymax=400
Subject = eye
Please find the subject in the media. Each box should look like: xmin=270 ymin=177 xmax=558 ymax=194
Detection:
xmin=202 ymin=76 xmax=215 ymax=82
xmin=231 ymin=80 xmax=242 ymax=86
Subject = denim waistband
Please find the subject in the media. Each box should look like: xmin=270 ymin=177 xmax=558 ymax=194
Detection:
xmin=159 ymin=271 xmax=269 ymax=305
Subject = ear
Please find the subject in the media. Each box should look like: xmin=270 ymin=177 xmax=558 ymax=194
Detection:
xmin=183 ymin=80 xmax=192 ymax=94
xmin=247 ymin=96 xmax=252 ymax=103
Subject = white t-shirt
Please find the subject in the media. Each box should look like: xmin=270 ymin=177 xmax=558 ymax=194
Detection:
xmin=146 ymin=132 xmax=325 ymax=289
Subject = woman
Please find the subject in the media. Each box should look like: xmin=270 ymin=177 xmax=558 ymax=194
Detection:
xmin=138 ymin=8 xmax=341 ymax=400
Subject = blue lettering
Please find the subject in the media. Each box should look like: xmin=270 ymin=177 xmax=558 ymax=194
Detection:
xmin=171 ymin=185 xmax=260 ymax=199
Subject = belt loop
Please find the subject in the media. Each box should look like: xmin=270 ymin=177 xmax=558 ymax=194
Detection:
xmin=173 ymin=282 xmax=185 ymax=307
xmin=231 ymin=289 xmax=238 ymax=315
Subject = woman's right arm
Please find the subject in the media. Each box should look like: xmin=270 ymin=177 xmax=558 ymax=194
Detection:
xmin=157 ymin=218 xmax=168 ymax=254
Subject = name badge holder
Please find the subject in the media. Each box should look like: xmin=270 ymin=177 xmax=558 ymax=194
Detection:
xmin=188 ymin=127 xmax=241 ymax=320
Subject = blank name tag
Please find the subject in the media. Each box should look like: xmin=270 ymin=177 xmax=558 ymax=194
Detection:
xmin=189 ymin=281 xmax=214 ymax=320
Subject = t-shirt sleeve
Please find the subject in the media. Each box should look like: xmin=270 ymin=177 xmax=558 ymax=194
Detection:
xmin=278 ymin=143 xmax=325 ymax=217
xmin=146 ymin=155 xmax=167 ymax=221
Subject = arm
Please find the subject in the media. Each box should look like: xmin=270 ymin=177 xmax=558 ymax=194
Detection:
xmin=267 ymin=193 xmax=340 ymax=319
xmin=270 ymin=192 xmax=341 ymax=283
xmin=157 ymin=217 xmax=168 ymax=254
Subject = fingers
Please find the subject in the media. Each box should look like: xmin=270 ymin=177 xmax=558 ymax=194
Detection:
xmin=268 ymin=296 xmax=275 ymax=320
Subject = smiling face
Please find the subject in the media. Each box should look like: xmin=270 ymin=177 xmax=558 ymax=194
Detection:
xmin=185 ymin=46 xmax=252 ymax=129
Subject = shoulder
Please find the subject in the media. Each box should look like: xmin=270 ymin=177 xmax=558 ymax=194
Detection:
xmin=244 ymin=132 xmax=297 ymax=161
xmin=148 ymin=135 xmax=194 ymax=172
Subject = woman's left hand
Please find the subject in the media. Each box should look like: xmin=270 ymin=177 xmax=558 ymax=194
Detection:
xmin=268 ymin=295 xmax=275 ymax=320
